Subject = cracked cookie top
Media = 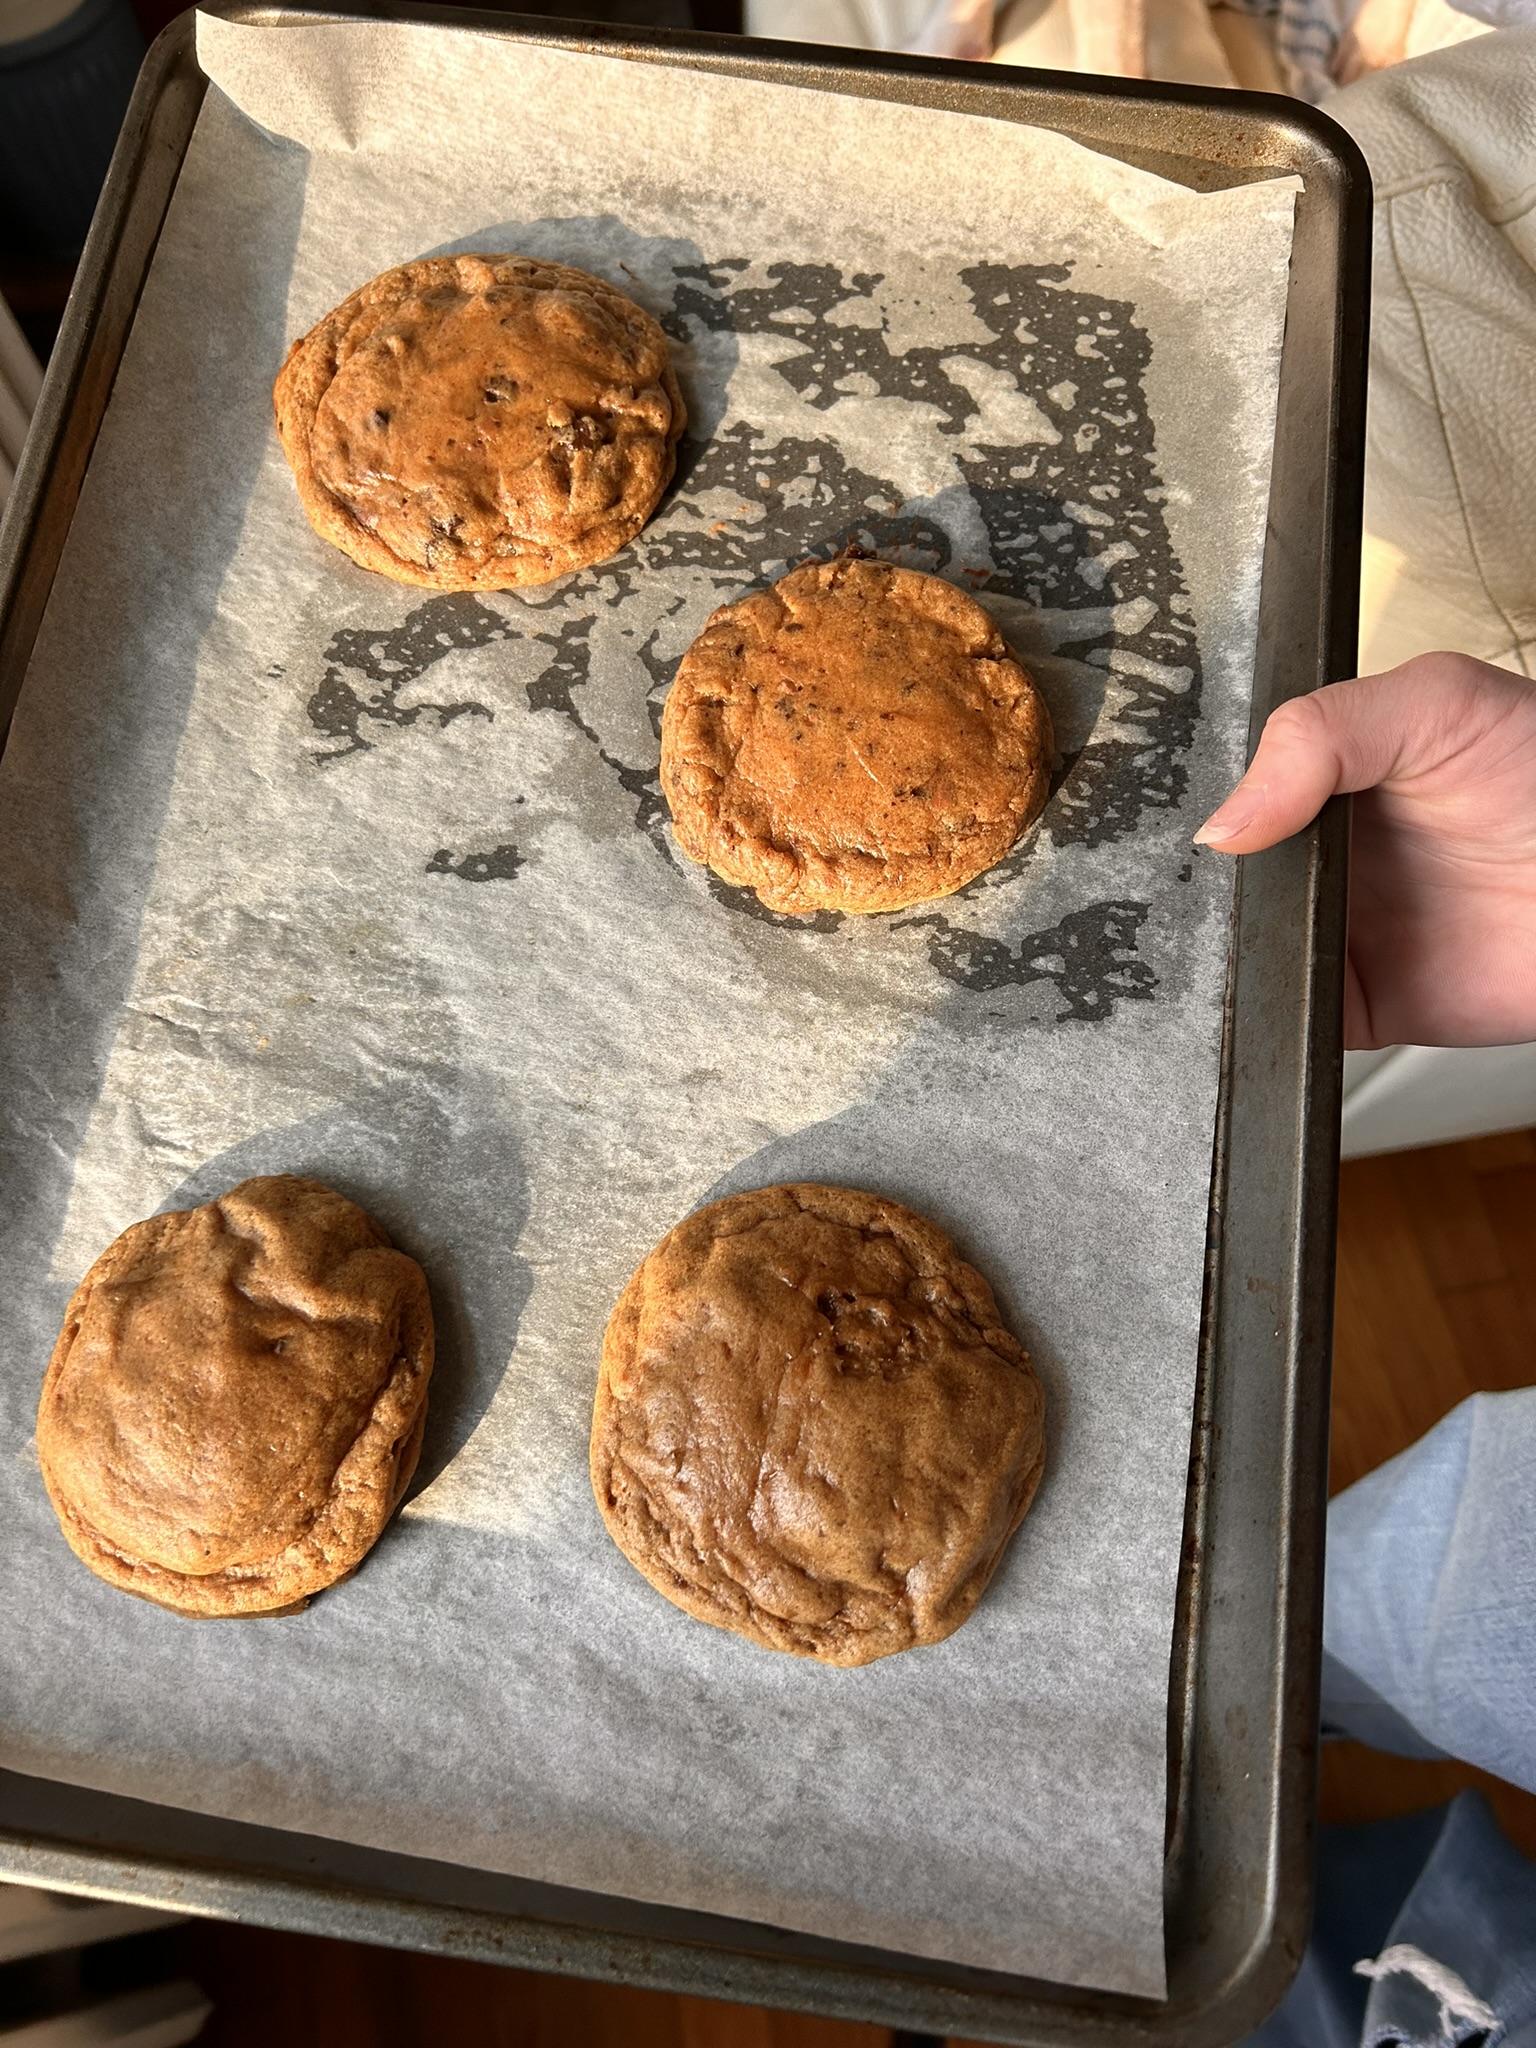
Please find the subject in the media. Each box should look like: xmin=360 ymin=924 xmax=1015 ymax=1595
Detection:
xmin=274 ymin=254 xmax=686 ymax=591
xmin=591 ymin=1182 xmax=1045 ymax=1666
xmin=660 ymin=556 xmax=1053 ymax=915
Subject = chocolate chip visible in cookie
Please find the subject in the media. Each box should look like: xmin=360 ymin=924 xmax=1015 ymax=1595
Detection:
xmin=37 ymin=1175 xmax=434 ymax=1617
xmin=660 ymin=556 xmax=1053 ymax=915
xmin=591 ymin=1182 xmax=1046 ymax=1665
xmin=274 ymin=254 xmax=686 ymax=590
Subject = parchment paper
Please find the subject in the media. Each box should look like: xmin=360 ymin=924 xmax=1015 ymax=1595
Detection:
xmin=0 ymin=18 xmax=1300 ymax=1998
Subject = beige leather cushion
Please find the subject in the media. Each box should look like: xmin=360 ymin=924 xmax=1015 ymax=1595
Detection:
xmin=1331 ymin=29 xmax=1536 ymax=677
xmin=1334 ymin=30 xmax=1536 ymax=1158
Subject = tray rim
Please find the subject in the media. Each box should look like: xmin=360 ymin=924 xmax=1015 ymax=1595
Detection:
xmin=0 ymin=10 xmax=1364 ymax=2042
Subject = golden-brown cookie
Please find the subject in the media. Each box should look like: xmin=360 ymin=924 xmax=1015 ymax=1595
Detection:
xmin=591 ymin=1183 xmax=1045 ymax=1666
xmin=274 ymin=253 xmax=686 ymax=590
xmin=659 ymin=556 xmax=1053 ymax=915
xmin=37 ymin=1175 xmax=434 ymax=1618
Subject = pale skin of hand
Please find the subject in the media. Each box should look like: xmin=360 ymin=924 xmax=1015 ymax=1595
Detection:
xmin=1193 ymin=653 xmax=1536 ymax=1051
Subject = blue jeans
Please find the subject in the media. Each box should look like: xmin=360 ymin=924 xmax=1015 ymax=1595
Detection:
xmin=1249 ymin=1390 xmax=1536 ymax=2047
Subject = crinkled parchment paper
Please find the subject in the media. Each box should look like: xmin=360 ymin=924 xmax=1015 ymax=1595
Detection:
xmin=0 ymin=17 xmax=1300 ymax=1997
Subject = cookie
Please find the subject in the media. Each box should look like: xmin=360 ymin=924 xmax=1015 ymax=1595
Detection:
xmin=660 ymin=556 xmax=1053 ymax=914
xmin=591 ymin=1183 xmax=1045 ymax=1666
xmin=274 ymin=254 xmax=686 ymax=590
xmin=37 ymin=1175 xmax=434 ymax=1618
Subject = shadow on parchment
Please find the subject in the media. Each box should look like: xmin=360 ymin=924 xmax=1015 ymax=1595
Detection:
xmin=162 ymin=1088 xmax=533 ymax=1499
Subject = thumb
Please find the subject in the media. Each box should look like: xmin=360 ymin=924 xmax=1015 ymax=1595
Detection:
xmin=1193 ymin=672 xmax=1426 ymax=854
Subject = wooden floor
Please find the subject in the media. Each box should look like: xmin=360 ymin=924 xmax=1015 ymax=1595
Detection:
xmin=149 ymin=1132 xmax=1536 ymax=2042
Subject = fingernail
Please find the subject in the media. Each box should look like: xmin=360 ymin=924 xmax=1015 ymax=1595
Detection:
xmin=1192 ymin=788 xmax=1263 ymax=846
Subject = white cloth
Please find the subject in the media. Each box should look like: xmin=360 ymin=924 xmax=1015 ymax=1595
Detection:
xmin=1332 ymin=29 xmax=1536 ymax=678
xmin=745 ymin=0 xmax=1496 ymax=89
xmin=1218 ymin=0 xmax=1349 ymax=98
xmin=742 ymin=0 xmax=992 ymax=56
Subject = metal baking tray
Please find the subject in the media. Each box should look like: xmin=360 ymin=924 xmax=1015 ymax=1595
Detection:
xmin=0 ymin=7 xmax=1366 ymax=2042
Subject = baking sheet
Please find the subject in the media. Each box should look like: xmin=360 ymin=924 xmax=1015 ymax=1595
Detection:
xmin=0 ymin=18 xmax=1299 ymax=1999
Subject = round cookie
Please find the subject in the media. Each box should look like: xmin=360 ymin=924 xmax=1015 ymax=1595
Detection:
xmin=37 ymin=1175 xmax=434 ymax=1617
xmin=659 ymin=556 xmax=1053 ymax=915
xmin=591 ymin=1183 xmax=1045 ymax=1666
xmin=274 ymin=253 xmax=686 ymax=590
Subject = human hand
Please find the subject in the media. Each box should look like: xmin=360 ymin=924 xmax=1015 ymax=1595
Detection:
xmin=1193 ymin=653 xmax=1536 ymax=1050
xmin=1330 ymin=0 xmax=1414 ymax=84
